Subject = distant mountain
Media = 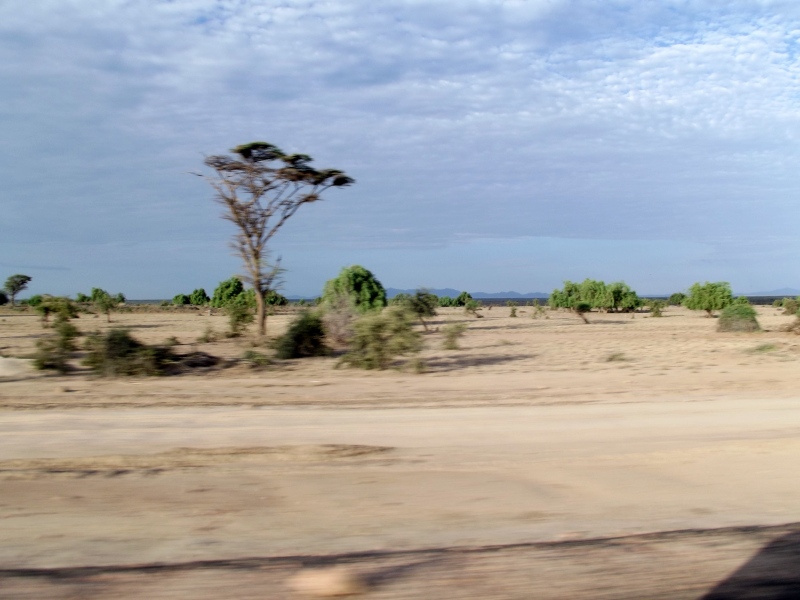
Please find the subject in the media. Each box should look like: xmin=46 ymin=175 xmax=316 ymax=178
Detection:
xmin=744 ymin=288 xmax=800 ymax=296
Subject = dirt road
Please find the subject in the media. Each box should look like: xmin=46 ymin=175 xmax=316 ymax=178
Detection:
xmin=3 ymin=399 xmax=800 ymax=597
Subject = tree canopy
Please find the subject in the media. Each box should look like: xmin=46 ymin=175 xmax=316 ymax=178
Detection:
xmin=201 ymin=141 xmax=353 ymax=336
xmin=322 ymin=265 xmax=387 ymax=314
xmin=4 ymin=274 xmax=31 ymax=306
xmin=683 ymin=282 xmax=733 ymax=316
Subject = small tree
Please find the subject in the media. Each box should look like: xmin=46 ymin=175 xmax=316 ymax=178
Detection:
xmin=94 ymin=291 xmax=119 ymax=322
xmin=75 ymin=292 xmax=90 ymax=303
xmin=190 ymin=288 xmax=210 ymax=306
xmin=4 ymin=274 xmax=31 ymax=306
xmin=36 ymin=296 xmax=79 ymax=326
xmin=683 ymin=282 xmax=733 ymax=317
xmin=173 ymin=293 xmax=191 ymax=306
xmin=200 ymin=141 xmax=353 ymax=336
xmin=396 ymin=290 xmax=438 ymax=331
xmin=667 ymin=292 xmax=687 ymax=306
xmin=322 ymin=265 xmax=387 ymax=314
xmin=211 ymin=277 xmax=245 ymax=308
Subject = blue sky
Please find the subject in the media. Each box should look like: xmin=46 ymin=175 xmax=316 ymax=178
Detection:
xmin=2 ymin=0 xmax=800 ymax=298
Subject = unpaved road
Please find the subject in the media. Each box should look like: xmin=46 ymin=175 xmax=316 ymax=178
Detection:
xmin=3 ymin=399 xmax=800 ymax=598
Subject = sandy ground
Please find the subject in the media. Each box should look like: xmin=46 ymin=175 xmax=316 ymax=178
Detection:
xmin=2 ymin=304 xmax=800 ymax=598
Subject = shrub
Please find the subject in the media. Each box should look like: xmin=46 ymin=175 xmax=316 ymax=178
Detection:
xmin=241 ymin=349 xmax=271 ymax=367
xmin=34 ymin=320 xmax=80 ymax=373
xmin=274 ymin=311 xmax=329 ymax=359
xmin=226 ymin=298 xmax=254 ymax=337
xmin=438 ymin=296 xmax=455 ymax=307
xmin=94 ymin=291 xmax=119 ymax=322
xmin=322 ymin=265 xmax=387 ymax=313
xmin=189 ymin=288 xmax=210 ymax=306
xmin=549 ymin=279 xmax=641 ymax=313
xmin=464 ymin=298 xmax=483 ymax=317
xmin=394 ymin=290 xmax=438 ymax=330
xmin=24 ymin=294 xmax=43 ymax=307
xmin=173 ymin=293 xmax=191 ymax=305
xmin=75 ymin=292 xmax=90 ymax=303
xmin=442 ymin=322 xmax=467 ymax=350
xmin=264 ymin=290 xmax=288 ymax=306
xmin=36 ymin=296 xmax=79 ymax=325
xmin=321 ymin=293 xmax=357 ymax=347
xmin=390 ymin=293 xmax=411 ymax=305
xmin=668 ymin=292 xmax=687 ymax=306
xmin=649 ymin=300 xmax=666 ymax=317
xmin=783 ymin=298 xmax=799 ymax=316
xmin=455 ymin=291 xmax=473 ymax=307
xmin=211 ymin=276 xmax=245 ymax=308
xmin=683 ymin=282 xmax=733 ymax=317
xmin=339 ymin=306 xmax=422 ymax=370
xmin=574 ymin=301 xmax=592 ymax=324
xmin=507 ymin=300 xmax=518 ymax=317
xmin=733 ymin=296 xmax=750 ymax=305
xmin=717 ymin=304 xmax=760 ymax=332
xmin=773 ymin=298 xmax=784 ymax=308
xmin=83 ymin=329 xmax=177 ymax=376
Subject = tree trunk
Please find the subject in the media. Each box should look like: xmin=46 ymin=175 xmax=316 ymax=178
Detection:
xmin=255 ymin=288 xmax=267 ymax=337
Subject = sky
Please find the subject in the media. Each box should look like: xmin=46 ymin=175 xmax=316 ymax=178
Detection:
xmin=2 ymin=0 xmax=800 ymax=298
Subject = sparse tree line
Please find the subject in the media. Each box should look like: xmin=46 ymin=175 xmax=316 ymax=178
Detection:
xmin=6 ymin=139 xmax=800 ymax=376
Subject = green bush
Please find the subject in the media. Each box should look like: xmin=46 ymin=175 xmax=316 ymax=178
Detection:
xmin=83 ymin=329 xmax=177 ymax=376
xmin=339 ymin=306 xmax=422 ymax=370
xmin=649 ymin=300 xmax=666 ymax=317
xmin=24 ymin=294 xmax=43 ymax=307
xmin=36 ymin=296 xmax=79 ymax=325
xmin=438 ymin=296 xmax=455 ymax=307
xmin=211 ymin=276 xmax=245 ymax=308
xmin=733 ymin=296 xmax=750 ymax=305
xmin=34 ymin=320 xmax=80 ymax=373
xmin=93 ymin=291 xmax=119 ymax=322
xmin=773 ymin=298 xmax=784 ymax=308
xmin=683 ymin=282 xmax=733 ymax=317
xmin=455 ymin=291 xmax=473 ymax=307
xmin=783 ymin=298 xmax=799 ymax=316
xmin=668 ymin=292 xmax=687 ymax=306
xmin=442 ymin=322 xmax=467 ymax=350
xmin=274 ymin=311 xmax=329 ymax=359
xmin=574 ymin=301 xmax=592 ymax=324
xmin=394 ymin=290 xmax=438 ymax=330
xmin=264 ymin=290 xmax=288 ymax=306
xmin=464 ymin=298 xmax=483 ymax=317
xmin=226 ymin=298 xmax=254 ymax=337
xmin=322 ymin=265 xmax=387 ymax=313
xmin=189 ymin=288 xmax=210 ymax=305
xmin=549 ymin=279 xmax=640 ymax=312
xmin=75 ymin=292 xmax=90 ymax=303
xmin=241 ymin=349 xmax=271 ymax=367
xmin=717 ymin=304 xmax=760 ymax=332
xmin=173 ymin=293 xmax=191 ymax=305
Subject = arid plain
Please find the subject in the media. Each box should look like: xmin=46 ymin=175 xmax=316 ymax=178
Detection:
xmin=2 ymin=304 xmax=800 ymax=598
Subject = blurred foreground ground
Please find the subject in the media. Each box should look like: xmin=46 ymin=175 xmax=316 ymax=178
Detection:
xmin=2 ymin=306 xmax=800 ymax=598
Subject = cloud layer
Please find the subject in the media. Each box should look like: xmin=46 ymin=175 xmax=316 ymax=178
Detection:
xmin=2 ymin=1 xmax=800 ymax=295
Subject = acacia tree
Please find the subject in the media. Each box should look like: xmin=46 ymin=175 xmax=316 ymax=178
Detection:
xmin=4 ymin=274 xmax=31 ymax=306
xmin=201 ymin=142 xmax=353 ymax=336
